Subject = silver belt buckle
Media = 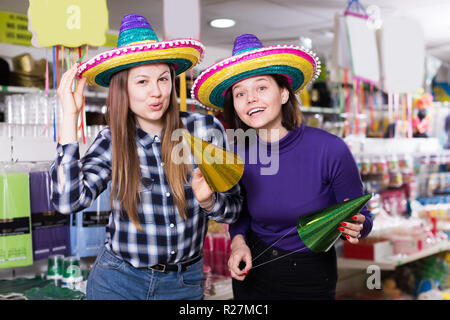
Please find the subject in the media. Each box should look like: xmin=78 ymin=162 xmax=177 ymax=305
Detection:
xmin=149 ymin=263 xmax=166 ymax=272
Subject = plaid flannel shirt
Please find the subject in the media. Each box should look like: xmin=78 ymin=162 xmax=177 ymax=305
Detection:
xmin=50 ymin=112 xmax=242 ymax=268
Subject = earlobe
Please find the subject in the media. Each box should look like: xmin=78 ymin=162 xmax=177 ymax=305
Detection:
xmin=281 ymin=90 xmax=289 ymax=104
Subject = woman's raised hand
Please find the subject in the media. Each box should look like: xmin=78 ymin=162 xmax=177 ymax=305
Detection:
xmin=57 ymin=64 xmax=88 ymax=145
xmin=57 ymin=64 xmax=87 ymax=117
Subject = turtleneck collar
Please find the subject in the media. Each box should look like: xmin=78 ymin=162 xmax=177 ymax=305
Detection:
xmin=256 ymin=124 xmax=304 ymax=154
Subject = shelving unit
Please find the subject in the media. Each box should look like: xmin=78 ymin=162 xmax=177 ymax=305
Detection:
xmin=0 ymin=85 xmax=210 ymax=113
xmin=0 ymin=85 xmax=108 ymax=99
xmin=338 ymin=240 xmax=450 ymax=271
xmin=300 ymin=106 xmax=341 ymax=114
xmin=1 ymin=85 xmax=341 ymax=113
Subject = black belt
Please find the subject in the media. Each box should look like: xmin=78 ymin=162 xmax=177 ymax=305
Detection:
xmin=147 ymin=255 xmax=202 ymax=273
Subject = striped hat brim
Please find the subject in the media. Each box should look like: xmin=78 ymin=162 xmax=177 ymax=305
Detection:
xmin=78 ymin=39 xmax=204 ymax=87
xmin=192 ymin=45 xmax=321 ymax=111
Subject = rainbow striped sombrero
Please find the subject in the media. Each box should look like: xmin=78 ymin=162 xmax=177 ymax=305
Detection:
xmin=192 ymin=34 xmax=321 ymax=111
xmin=78 ymin=14 xmax=204 ymax=87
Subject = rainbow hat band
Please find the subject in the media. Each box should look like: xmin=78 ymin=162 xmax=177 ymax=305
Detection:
xmin=192 ymin=34 xmax=321 ymax=111
xmin=78 ymin=14 xmax=205 ymax=87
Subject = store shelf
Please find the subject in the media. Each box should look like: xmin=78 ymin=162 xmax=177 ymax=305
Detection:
xmin=300 ymin=106 xmax=340 ymax=114
xmin=1 ymin=85 xmax=41 ymax=94
xmin=0 ymin=85 xmax=108 ymax=99
xmin=2 ymin=85 xmax=341 ymax=114
xmin=337 ymin=240 xmax=450 ymax=271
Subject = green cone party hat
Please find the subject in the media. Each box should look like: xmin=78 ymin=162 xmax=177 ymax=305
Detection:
xmin=297 ymin=193 xmax=372 ymax=253
xmin=183 ymin=131 xmax=244 ymax=192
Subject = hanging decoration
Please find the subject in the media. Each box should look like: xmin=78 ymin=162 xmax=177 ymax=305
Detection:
xmin=379 ymin=16 xmax=426 ymax=138
xmin=332 ymin=0 xmax=382 ymax=138
xmin=27 ymin=0 xmax=109 ymax=143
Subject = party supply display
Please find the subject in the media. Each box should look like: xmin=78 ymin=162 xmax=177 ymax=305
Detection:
xmin=192 ymin=33 xmax=320 ymax=111
xmin=46 ymin=254 xmax=64 ymax=287
xmin=343 ymin=238 xmax=393 ymax=261
xmin=77 ymin=13 xmax=204 ymax=87
xmin=183 ymin=131 xmax=244 ymax=192
xmin=297 ymin=193 xmax=372 ymax=252
xmin=0 ymin=173 xmax=33 ymax=269
xmin=69 ymin=185 xmax=111 ymax=257
xmin=61 ymin=256 xmax=83 ymax=291
xmin=29 ymin=171 xmax=70 ymax=260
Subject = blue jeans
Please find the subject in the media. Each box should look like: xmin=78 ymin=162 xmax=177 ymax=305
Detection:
xmin=86 ymin=246 xmax=204 ymax=300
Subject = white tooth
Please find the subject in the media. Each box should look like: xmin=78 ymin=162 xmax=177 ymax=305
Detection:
xmin=248 ymin=108 xmax=265 ymax=116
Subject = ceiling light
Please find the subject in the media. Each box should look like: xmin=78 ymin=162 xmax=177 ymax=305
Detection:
xmin=209 ymin=18 xmax=236 ymax=29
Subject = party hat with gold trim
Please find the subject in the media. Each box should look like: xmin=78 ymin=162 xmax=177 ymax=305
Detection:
xmin=183 ymin=131 xmax=244 ymax=192
xmin=297 ymin=194 xmax=372 ymax=253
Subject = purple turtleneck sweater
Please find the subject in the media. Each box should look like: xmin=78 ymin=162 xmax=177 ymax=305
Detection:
xmin=229 ymin=124 xmax=372 ymax=252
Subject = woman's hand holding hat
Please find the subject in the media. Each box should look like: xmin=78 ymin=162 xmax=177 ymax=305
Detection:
xmin=228 ymin=235 xmax=252 ymax=281
xmin=338 ymin=214 xmax=365 ymax=244
xmin=57 ymin=64 xmax=87 ymax=117
xmin=191 ymin=168 xmax=216 ymax=211
xmin=57 ymin=64 xmax=87 ymax=145
xmin=338 ymin=197 xmax=365 ymax=244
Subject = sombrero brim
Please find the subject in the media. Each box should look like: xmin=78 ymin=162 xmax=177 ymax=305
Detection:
xmin=192 ymin=45 xmax=321 ymax=111
xmin=78 ymin=39 xmax=204 ymax=87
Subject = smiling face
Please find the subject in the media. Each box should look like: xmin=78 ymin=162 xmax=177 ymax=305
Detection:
xmin=231 ymin=75 xmax=289 ymax=132
xmin=127 ymin=63 xmax=172 ymax=135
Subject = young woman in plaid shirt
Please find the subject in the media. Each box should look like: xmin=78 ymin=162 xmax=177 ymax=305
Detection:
xmin=51 ymin=14 xmax=242 ymax=300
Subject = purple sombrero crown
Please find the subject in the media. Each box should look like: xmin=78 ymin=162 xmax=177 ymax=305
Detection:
xmin=192 ymin=33 xmax=321 ymax=111
xmin=78 ymin=14 xmax=204 ymax=87
xmin=232 ymin=34 xmax=264 ymax=55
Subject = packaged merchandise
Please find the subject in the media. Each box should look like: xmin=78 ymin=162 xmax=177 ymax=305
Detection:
xmin=61 ymin=256 xmax=83 ymax=291
xmin=380 ymin=188 xmax=408 ymax=216
xmin=69 ymin=185 xmax=111 ymax=258
xmin=343 ymin=237 xmax=393 ymax=261
xmin=0 ymin=168 xmax=33 ymax=269
xmin=29 ymin=170 xmax=70 ymax=260
xmin=46 ymin=254 xmax=64 ymax=286
xmin=203 ymin=221 xmax=231 ymax=277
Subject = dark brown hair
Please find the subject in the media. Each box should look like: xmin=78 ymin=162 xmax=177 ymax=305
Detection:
xmin=223 ymin=74 xmax=303 ymax=131
xmin=106 ymin=65 xmax=190 ymax=232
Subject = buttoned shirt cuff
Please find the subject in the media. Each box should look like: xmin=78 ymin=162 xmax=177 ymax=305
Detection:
xmin=202 ymin=192 xmax=223 ymax=214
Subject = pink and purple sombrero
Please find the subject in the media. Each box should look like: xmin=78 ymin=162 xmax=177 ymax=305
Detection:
xmin=192 ymin=34 xmax=321 ymax=111
xmin=78 ymin=14 xmax=205 ymax=87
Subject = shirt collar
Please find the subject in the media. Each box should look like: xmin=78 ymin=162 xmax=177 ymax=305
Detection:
xmin=136 ymin=126 xmax=163 ymax=149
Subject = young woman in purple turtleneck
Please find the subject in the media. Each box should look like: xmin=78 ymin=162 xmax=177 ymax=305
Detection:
xmin=192 ymin=33 xmax=372 ymax=300
xmin=223 ymin=73 xmax=372 ymax=299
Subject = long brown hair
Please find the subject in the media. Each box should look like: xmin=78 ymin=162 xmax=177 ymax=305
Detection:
xmin=106 ymin=64 xmax=190 ymax=232
xmin=223 ymin=74 xmax=303 ymax=131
